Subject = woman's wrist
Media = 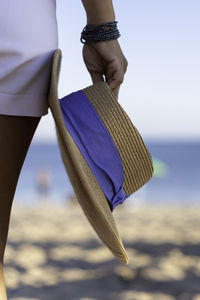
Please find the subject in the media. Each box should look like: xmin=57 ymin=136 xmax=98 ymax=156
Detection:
xmin=86 ymin=16 xmax=115 ymax=26
xmin=80 ymin=21 xmax=120 ymax=45
xmin=81 ymin=0 xmax=115 ymax=26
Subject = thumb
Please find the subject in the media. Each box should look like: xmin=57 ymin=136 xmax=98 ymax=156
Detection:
xmin=110 ymin=85 xmax=120 ymax=100
xmin=90 ymin=71 xmax=104 ymax=84
xmin=107 ymin=69 xmax=124 ymax=90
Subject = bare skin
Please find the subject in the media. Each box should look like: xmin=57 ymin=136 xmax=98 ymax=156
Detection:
xmin=0 ymin=115 xmax=41 ymax=299
xmin=81 ymin=0 xmax=128 ymax=99
xmin=0 ymin=1 xmax=128 ymax=298
xmin=82 ymin=39 xmax=128 ymax=99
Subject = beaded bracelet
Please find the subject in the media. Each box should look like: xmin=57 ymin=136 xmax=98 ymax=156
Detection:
xmin=80 ymin=21 xmax=121 ymax=44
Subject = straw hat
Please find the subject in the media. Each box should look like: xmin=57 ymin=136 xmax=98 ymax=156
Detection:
xmin=48 ymin=49 xmax=153 ymax=264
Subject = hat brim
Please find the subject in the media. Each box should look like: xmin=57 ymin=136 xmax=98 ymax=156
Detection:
xmin=48 ymin=49 xmax=128 ymax=264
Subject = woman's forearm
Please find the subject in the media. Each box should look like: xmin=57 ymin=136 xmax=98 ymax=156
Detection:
xmin=81 ymin=0 xmax=115 ymax=25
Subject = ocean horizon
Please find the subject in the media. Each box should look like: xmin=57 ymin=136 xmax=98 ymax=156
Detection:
xmin=13 ymin=140 xmax=200 ymax=207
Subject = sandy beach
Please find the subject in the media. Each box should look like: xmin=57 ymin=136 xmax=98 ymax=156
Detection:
xmin=4 ymin=200 xmax=200 ymax=300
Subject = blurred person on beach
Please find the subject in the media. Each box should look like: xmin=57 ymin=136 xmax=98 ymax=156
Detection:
xmin=0 ymin=0 xmax=128 ymax=298
xmin=35 ymin=167 xmax=51 ymax=202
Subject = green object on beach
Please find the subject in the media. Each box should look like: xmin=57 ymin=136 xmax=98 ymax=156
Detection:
xmin=152 ymin=157 xmax=169 ymax=178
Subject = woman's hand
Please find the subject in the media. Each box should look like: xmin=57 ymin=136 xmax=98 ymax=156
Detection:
xmin=82 ymin=39 xmax=128 ymax=99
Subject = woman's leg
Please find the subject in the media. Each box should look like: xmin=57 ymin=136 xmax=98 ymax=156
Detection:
xmin=0 ymin=114 xmax=41 ymax=299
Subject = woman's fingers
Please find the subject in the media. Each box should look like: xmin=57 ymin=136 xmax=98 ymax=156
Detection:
xmin=90 ymin=71 xmax=104 ymax=84
xmin=105 ymin=59 xmax=127 ymax=99
xmin=111 ymin=85 xmax=120 ymax=99
xmin=82 ymin=39 xmax=128 ymax=100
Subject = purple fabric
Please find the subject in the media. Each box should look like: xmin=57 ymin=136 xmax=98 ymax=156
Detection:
xmin=59 ymin=90 xmax=129 ymax=211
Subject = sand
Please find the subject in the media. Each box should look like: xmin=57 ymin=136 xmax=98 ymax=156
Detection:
xmin=3 ymin=200 xmax=200 ymax=300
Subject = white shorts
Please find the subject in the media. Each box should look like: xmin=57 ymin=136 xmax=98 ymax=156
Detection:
xmin=0 ymin=0 xmax=58 ymax=117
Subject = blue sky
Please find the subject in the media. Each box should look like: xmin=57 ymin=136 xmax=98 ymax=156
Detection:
xmin=33 ymin=0 xmax=200 ymax=143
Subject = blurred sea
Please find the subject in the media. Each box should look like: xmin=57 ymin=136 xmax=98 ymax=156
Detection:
xmin=14 ymin=141 xmax=200 ymax=206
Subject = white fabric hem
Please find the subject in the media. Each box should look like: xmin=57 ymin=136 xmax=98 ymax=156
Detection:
xmin=0 ymin=91 xmax=49 ymax=117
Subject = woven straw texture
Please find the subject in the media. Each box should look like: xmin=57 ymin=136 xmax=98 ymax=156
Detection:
xmin=48 ymin=49 xmax=129 ymax=264
xmin=82 ymin=82 xmax=153 ymax=195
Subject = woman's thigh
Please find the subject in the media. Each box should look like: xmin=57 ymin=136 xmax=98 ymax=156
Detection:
xmin=0 ymin=114 xmax=41 ymax=261
xmin=0 ymin=114 xmax=41 ymax=194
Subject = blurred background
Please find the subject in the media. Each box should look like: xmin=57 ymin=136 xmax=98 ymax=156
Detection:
xmin=5 ymin=1 xmax=200 ymax=300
